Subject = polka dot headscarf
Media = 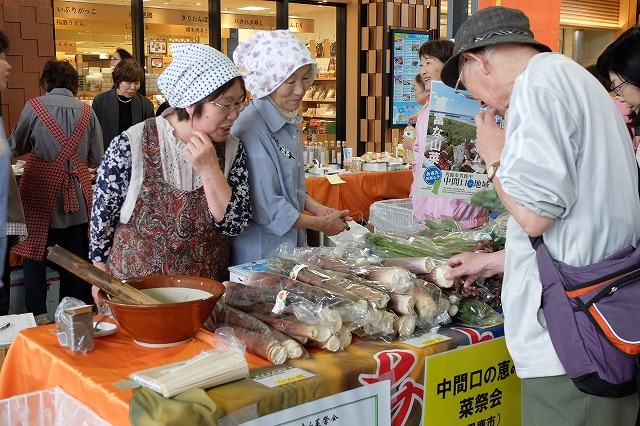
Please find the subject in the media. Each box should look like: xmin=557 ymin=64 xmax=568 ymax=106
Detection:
xmin=158 ymin=43 xmax=241 ymax=108
xmin=233 ymin=30 xmax=317 ymax=99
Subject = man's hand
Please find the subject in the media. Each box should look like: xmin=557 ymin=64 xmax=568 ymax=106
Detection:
xmin=446 ymin=250 xmax=505 ymax=288
xmin=474 ymin=108 xmax=505 ymax=166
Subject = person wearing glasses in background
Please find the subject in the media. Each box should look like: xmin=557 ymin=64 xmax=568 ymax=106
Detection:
xmin=441 ymin=7 xmax=640 ymax=425
xmin=92 ymin=59 xmax=155 ymax=151
xmin=230 ymin=30 xmax=351 ymax=264
xmin=597 ymin=26 xmax=640 ymax=154
xmin=110 ymin=48 xmax=132 ymax=68
xmin=89 ymin=44 xmax=251 ymax=296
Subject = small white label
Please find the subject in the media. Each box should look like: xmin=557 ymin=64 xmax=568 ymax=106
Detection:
xmin=289 ymin=264 xmax=306 ymax=280
xmin=272 ymin=290 xmax=288 ymax=314
xmin=401 ymin=332 xmax=451 ymax=348
xmin=252 ymin=367 xmax=315 ymax=388
xmin=57 ymin=331 xmax=69 ymax=348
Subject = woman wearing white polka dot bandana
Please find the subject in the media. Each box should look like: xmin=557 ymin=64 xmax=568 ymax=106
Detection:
xmin=89 ymin=44 xmax=252 ymax=295
xmin=231 ymin=30 xmax=351 ymax=264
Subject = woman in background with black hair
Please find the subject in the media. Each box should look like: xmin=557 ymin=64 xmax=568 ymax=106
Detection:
xmin=92 ymin=58 xmax=154 ymax=150
xmin=110 ymin=48 xmax=132 ymax=68
xmin=597 ymin=26 xmax=640 ymax=153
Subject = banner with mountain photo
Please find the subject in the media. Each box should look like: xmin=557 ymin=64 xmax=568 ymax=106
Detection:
xmin=415 ymin=81 xmax=501 ymax=201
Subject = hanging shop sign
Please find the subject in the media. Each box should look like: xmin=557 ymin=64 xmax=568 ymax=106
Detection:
xmin=220 ymin=15 xmax=314 ymax=32
xmin=55 ymin=40 xmax=76 ymax=53
xmin=55 ymin=3 xmax=313 ymax=32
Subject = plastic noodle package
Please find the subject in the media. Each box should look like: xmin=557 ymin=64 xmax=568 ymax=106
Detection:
xmin=55 ymin=297 xmax=94 ymax=354
xmin=130 ymin=327 xmax=249 ymax=397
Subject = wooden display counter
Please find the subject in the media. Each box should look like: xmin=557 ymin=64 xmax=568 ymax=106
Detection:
xmin=0 ymin=320 xmax=503 ymax=425
xmin=305 ymin=169 xmax=413 ymax=222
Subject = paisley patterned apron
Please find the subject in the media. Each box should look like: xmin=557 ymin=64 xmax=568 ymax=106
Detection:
xmin=106 ymin=118 xmax=229 ymax=281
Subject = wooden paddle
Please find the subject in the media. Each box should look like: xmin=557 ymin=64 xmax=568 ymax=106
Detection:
xmin=47 ymin=245 xmax=161 ymax=305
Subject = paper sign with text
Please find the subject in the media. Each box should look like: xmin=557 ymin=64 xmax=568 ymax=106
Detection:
xmin=423 ymin=337 xmax=521 ymax=425
xmin=415 ymin=81 xmax=498 ymax=201
xmin=240 ymin=380 xmax=391 ymax=426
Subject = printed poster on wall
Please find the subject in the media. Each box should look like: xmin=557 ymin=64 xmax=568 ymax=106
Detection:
xmin=415 ymin=81 xmax=498 ymax=200
xmin=389 ymin=29 xmax=431 ymax=127
xmin=423 ymin=337 xmax=521 ymax=425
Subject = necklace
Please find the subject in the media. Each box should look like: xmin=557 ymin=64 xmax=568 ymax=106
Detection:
xmin=117 ymin=95 xmax=132 ymax=104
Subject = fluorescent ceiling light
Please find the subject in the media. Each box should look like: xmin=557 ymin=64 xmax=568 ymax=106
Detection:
xmin=237 ymin=6 xmax=270 ymax=11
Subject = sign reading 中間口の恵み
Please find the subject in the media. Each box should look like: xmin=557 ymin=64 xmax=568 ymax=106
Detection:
xmin=423 ymin=336 xmax=521 ymax=425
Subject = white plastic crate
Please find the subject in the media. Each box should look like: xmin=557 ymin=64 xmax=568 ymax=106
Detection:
xmin=368 ymin=198 xmax=420 ymax=234
xmin=0 ymin=387 xmax=111 ymax=426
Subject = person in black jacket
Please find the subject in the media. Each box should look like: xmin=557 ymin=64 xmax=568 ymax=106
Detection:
xmin=92 ymin=59 xmax=154 ymax=150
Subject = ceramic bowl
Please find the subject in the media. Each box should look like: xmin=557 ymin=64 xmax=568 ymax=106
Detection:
xmin=98 ymin=275 xmax=225 ymax=347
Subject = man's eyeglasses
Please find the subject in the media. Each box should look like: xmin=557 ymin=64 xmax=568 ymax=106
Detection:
xmin=454 ymin=59 xmax=477 ymax=100
xmin=210 ymin=101 xmax=246 ymax=115
xmin=611 ymin=79 xmax=628 ymax=97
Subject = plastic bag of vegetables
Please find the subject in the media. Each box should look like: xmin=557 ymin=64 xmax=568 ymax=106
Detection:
xmin=455 ymin=298 xmax=503 ymax=327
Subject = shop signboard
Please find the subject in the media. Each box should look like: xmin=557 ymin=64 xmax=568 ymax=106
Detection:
xmin=55 ymin=3 xmax=313 ymax=32
xmin=389 ymin=28 xmax=433 ymax=127
xmin=423 ymin=337 xmax=521 ymax=425
xmin=415 ymin=81 xmax=498 ymax=201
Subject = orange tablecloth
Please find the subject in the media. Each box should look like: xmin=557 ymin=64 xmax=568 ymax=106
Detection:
xmin=0 ymin=319 xmax=503 ymax=425
xmin=305 ymin=169 xmax=413 ymax=221
xmin=0 ymin=324 xmax=268 ymax=425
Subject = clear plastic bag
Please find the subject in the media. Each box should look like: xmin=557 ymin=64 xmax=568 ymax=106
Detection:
xmin=54 ymin=297 xmax=94 ymax=354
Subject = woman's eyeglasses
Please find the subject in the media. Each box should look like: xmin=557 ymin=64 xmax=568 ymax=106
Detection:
xmin=210 ymin=101 xmax=246 ymax=115
xmin=611 ymin=80 xmax=628 ymax=97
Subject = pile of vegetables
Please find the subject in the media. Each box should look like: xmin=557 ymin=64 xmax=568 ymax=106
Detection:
xmin=212 ymin=214 xmax=507 ymax=364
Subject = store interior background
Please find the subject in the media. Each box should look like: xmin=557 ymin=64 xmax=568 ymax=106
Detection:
xmin=0 ymin=0 xmax=637 ymax=155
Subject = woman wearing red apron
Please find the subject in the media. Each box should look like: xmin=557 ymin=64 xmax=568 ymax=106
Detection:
xmin=10 ymin=60 xmax=104 ymax=319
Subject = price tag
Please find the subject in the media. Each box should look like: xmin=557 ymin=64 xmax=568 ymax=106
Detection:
xmin=271 ymin=290 xmax=288 ymax=314
xmin=252 ymin=367 xmax=315 ymax=388
xmin=400 ymin=332 xmax=451 ymax=348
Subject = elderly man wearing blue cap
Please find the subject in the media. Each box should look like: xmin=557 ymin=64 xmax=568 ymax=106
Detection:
xmin=442 ymin=6 xmax=640 ymax=425
xmin=90 ymin=44 xmax=251 ymax=289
